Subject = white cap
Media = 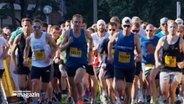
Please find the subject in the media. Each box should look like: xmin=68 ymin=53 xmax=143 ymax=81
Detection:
xmin=175 ymin=18 xmax=183 ymax=25
xmin=122 ymin=17 xmax=132 ymax=25
xmin=97 ymin=19 xmax=106 ymax=25
xmin=160 ymin=17 xmax=168 ymax=24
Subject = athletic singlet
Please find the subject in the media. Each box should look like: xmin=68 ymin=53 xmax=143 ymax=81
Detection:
xmin=65 ymin=29 xmax=87 ymax=67
xmin=141 ymin=36 xmax=159 ymax=64
xmin=162 ymin=36 xmax=181 ymax=72
xmin=30 ymin=32 xmax=52 ymax=67
xmin=17 ymin=33 xmax=32 ymax=67
xmin=114 ymin=33 xmax=135 ymax=69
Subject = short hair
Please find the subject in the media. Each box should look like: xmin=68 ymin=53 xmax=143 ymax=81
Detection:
xmin=21 ymin=18 xmax=32 ymax=24
xmin=51 ymin=25 xmax=60 ymax=31
xmin=33 ymin=19 xmax=42 ymax=24
xmin=60 ymin=23 xmax=65 ymax=28
xmin=178 ymin=25 xmax=184 ymax=30
xmin=108 ymin=22 xmax=117 ymax=27
xmin=132 ymin=22 xmax=140 ymax=28
xmin=72 ymin=14 xmax=83 ymax=20
xmin=65 ymin=20 xmax=71 ymax=24
xmin=42 ymin=22 xmax=48 ymax=28
xmin=167 ymin=20 xmax=177 ymax=26
xmin=110 ymin=16 xmax=120 ymax=23
xmin=88 ymin=27 xmax=95 ymax=33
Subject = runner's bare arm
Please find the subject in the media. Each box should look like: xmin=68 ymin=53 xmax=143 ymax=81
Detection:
xmin=24 ymin=37 xmax=31 ymax=59
xmin=59 ymin=30 xmax=72 ymax=52
xmin=179 ymin=38 xmax=184 ymax=53
xmin=107 ymin=32 xmax=118 ymax=63
xmin=155 ymin=36 xmax=165 ymax=68
xmin=46 ymin=33 xmax=58 ymax=59
xmin=2 ymin=38 xmax=9 ymax=59
xmin=85 ymin=30 xmax=93 ymax=62
xmin=85 ymin=30 xmax=93 ymax=52
xmin=134 ymin=35 xmax=142 ymax=62
xmin=177 ymin=38 xmax=184 ymax=69
xmin=11 ymin=35 xmax=21 ymax=67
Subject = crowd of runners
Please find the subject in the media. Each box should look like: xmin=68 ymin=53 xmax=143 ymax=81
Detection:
xmin=0 ymin=14 xmax=184 ymax=104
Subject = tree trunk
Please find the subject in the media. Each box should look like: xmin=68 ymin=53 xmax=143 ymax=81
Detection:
xmin=20 ymin=0 xmax=28 ymax=18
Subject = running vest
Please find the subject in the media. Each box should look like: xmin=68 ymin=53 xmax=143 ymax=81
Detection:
xmin=114 ymin=33 xmax=135 ymax=69
xmin=66 ymin=29 xmax=87 ymax=67
xmin=30 ymin=32 xmax=52 ymax=67
xmin=162 ymin=36 xmax=181 ymax=72
xmin=141 ymin=36 xmax=159 ymax=64
xmin=17 ymin=33 xmax=32 ymax=66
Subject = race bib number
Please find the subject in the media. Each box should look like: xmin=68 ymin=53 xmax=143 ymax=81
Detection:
xmin=164 ymin=55 xmax=176 ymax=67
xmin=34 ymin=50 xmax=46 ymax=60
xmin=69 ymin=47 xmax=82 ymax=58
xmin=118 ymin=52 xmax=130 ymax=63
xmin=145 ymin=64 xmax=154 ymax=71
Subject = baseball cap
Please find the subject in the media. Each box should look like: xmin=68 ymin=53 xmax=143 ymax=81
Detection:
xmin=122 ymin=17 xmax=132 ymax=25
xmin=97 ymin=19 xmax=106 ymax=25
xmin=175 ymin=18 xmax=183 ymax=25
xmin=160 ymin=17 xmax=168 ymax=24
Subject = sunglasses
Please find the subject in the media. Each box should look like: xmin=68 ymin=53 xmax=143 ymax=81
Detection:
xmin=108 ymin=29 xmax=115 ymax=31
xmin=146 ymin=30 xmax=153 ymax=32
xmin=132 ymin=30 xmax=139 ymax=33
xmin=123 ymin=25 xmax=130 ymax=28
xmin=33 ymin=25 xmax=41 ymax=29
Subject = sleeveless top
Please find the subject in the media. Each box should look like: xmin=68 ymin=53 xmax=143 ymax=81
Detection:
xmin=114 ymin=33 xmax=135 ymax=69
xmin=66 ymin=29 xmax=88 ymax=67
xmin=30 ymin=32 xmax=52 ymax=67
xmin=162 ymin=36 xmax=182 ymax=72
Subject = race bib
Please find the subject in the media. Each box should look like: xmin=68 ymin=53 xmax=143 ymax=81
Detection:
xmin=118 ymin=52 xmax=130 ymax=63
xmin=145 ymin=64 xmax=154 ymax=71
xmin=69 ymin=47 xmax=82 ymax=58
xmin=25 ymin=58 xmax=32 ymax=68
xmin=164 ymin=55 xmax=176 ymax=67
xmin=34 ymin=50 xmax=46 ymax=60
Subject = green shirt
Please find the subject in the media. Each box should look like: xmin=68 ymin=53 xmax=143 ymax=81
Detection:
xmin=10 ymin=29 xmax=23 ymax=41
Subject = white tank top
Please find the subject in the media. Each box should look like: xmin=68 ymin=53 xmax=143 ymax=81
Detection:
xmin=30 ymin=32 xmax=52 ymax=67
xmin=91 ymin=32 xmax=109 ymax=49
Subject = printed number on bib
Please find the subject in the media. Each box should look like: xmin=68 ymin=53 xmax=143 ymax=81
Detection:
xmin=69 ymin=47 xmax=82 ymax=58
xmin=145 ymin=64 xmax=154 ymax=71
xmin=118 ymin=52 xmax=130 ymax=63
xmin=34 ymin=50 xmax=46 ymax=60
xmin=164 ymin=55 xmax=176 ymax=67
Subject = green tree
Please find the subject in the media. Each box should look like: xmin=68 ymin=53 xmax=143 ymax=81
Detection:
xmin=65 ymin=0 xmax=93 ymax=27
xmin=0 ymin=0 xmax=59 ymax=29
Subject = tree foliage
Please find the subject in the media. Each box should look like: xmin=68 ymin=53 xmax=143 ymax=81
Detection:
xmin=0 ymin=0 xmax=184 ymax=29
xmin=65 ymin=0 xmax=183 ymax=27
xmin=0 ymin=0 xmax=59 ymax=29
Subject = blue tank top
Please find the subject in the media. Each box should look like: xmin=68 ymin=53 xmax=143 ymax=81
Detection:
xmin=114 ymin=33 xmax=135 ymax=69
xmin=140 ymin=36 xmax=159 ymax=64
xmin=66 ymin=29 xmax=87 ymax=67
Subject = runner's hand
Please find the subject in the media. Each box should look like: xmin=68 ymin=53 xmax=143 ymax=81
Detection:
xmin=67 ymin=37 xmax=73 ymax=45
xmin=107 ymin=56 xmax=113 ymax=64
xmin=177 ymin=61 xmax=184 ymax=69
xmin=54 ymin=57 xmax=60 ymax=64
